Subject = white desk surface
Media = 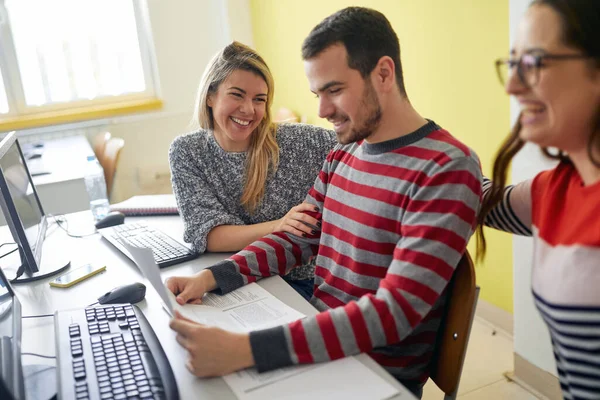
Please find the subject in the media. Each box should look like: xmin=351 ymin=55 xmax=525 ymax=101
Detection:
xmin=12 ymin=213 xmax=414 ymax=400
xmin=27 ymin=135 xmax=94 ymax=215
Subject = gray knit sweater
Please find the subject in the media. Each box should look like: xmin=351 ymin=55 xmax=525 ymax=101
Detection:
xmin=169 ymin=123 xmax=337 ymax=280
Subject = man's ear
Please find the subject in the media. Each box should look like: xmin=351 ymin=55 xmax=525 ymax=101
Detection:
xmin=373 ymin=56 xmax=396 ymax=92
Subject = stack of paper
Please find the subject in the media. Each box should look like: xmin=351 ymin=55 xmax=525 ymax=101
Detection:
xmin=110 ymin=194 xmax=178 ymax=216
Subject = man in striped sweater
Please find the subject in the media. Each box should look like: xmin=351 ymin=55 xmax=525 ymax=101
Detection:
xmin=168 ymin=7 xmax=482 ymax=397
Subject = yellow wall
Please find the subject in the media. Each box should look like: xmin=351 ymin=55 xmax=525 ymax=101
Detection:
xmin=250 ymin=0 xmax=513 ymax=312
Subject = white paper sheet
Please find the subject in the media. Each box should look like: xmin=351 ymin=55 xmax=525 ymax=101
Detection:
xmin=165 ymin=283 xmax=305 ymax=332
xmin=203 ymin=287 xmax=263 ymax=310
xmin=224 ymin=363 xmax=317 ymax=394
xmin=122 ymin=243 xmax=176 ymax=314
xmin=223 ymin=357 xmax=403 ymax=400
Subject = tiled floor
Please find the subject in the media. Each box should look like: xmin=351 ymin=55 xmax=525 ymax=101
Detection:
xmin=422 ymin=317 xmax=540 ymax=399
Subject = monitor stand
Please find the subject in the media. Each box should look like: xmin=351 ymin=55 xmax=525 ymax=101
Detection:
xmin=9 ymin=240 xmax=70 ymax=284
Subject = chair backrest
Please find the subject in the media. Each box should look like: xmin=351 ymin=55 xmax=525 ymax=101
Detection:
xmin=273 ymin=107 xmax=300 ymax=123
xmin=100 ymin=137 xmax=125 ymax=199
xmin=430 ymin=251 xmax=479 ymax=398
xmin=92 ymin=132 xmax=111 ymax=165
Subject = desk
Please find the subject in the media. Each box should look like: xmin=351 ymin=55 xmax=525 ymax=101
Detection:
xmin=12 ymin=213 xmax=413 ymax=399
xmin=27 ymin=136 xmax=94 ymax=215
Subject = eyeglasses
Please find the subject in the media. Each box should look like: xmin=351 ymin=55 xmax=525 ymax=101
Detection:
xmin=495 ymin=52 xmax=592 ymax=88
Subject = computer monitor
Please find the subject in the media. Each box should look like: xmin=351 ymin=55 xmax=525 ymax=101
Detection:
xmin=0 ymin=131 xmax=70 ymax=283
xmin=0 ymin=266 xmax=25 ymax=400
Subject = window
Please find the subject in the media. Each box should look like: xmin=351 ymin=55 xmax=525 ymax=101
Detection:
xmin=0 ymin=72 xmax=8 ymax=114
xmin=0 ymin=0 xmax=160 ymax=129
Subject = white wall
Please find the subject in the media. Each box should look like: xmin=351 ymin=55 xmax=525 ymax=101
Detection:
xmin=509 ymin=0 xmax=558 ymax=376
xmin=223 ymin=0 xmax=255 ymax=48
xmin=105 ymin=0 xmax=253 ymax=201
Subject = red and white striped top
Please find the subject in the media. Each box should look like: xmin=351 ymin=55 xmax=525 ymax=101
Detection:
xmin=209 ymin=120 xmax=482 ymax=385
xmin=484 ymin=162 xmax=600 ymax=399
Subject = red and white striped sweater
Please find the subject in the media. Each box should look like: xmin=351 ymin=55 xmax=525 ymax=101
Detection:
xmin=484 ymin=162 xmax=600 ymax=399
xmin=208 ymin=120 xmax=482 ymax=385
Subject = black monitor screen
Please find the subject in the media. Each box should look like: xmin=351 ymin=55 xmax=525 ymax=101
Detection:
xmin=0 ymin=141 xmax=44 ymax=252
xmin=0 ymin=132 xmax=47 ymax=276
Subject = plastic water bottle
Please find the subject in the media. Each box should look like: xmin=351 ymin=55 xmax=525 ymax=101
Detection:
xmin=84 ymin=156 xmax=110 ymax=221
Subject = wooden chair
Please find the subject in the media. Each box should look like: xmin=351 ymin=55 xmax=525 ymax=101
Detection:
xmin=274 ymin=107 xmax=300 ymax=123
xmin=100 ymin=137 xmax=125 ymax=199
xmin=430 ymin=251 xmax=480 ymax=400
xmin=91 ymin=132 xmax=111 ymax=165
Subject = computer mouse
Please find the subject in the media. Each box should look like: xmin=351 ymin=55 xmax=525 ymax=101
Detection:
xmin=95 ymin=211 xmax=125 ymax=229
xmin=98 ymin=282 xmax=146 ymax=305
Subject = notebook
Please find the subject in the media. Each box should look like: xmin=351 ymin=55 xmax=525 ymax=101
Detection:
xmin=109 ymin=194 xmax=179 ymax=216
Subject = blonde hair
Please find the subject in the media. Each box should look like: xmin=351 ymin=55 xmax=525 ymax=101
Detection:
xmin=192 ymin=42 xmax=279 ymax=213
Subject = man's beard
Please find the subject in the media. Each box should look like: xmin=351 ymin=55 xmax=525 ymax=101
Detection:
xmin=337 ymin=80 xmax=382 ymax=145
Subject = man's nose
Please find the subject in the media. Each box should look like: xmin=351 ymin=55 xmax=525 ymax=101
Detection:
xmin=318 ymin=97 xmax=334 ymax=119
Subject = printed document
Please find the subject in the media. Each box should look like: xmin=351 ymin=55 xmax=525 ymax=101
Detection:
xmin=123 ymin=244 xmax=305 ymax=332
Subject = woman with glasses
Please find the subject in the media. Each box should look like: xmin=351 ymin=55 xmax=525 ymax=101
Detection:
xmin=478 ymin=0 xmax=600 ymax=398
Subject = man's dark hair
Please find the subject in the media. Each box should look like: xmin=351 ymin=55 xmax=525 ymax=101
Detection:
xmin=302 ymin=7 xmax=406 ymax=96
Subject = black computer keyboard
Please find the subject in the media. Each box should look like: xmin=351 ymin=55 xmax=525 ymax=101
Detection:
xmin=99 ymin=222 xmax=198 ymax=268
xmin=55 ymin=304 xmax=178 ymax=400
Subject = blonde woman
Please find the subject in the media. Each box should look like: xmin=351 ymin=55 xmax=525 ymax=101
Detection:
xmin=169 ymin=42 xmax=336 ymax=300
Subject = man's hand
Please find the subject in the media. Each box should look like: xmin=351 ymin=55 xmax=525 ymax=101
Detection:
xmin=272 ymin=202 xmax=320 ymax=237
xmin=166 ymin=270 xmax=217 ymax=305
xmin=169 ymin=311 xmax=254 ymax=377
